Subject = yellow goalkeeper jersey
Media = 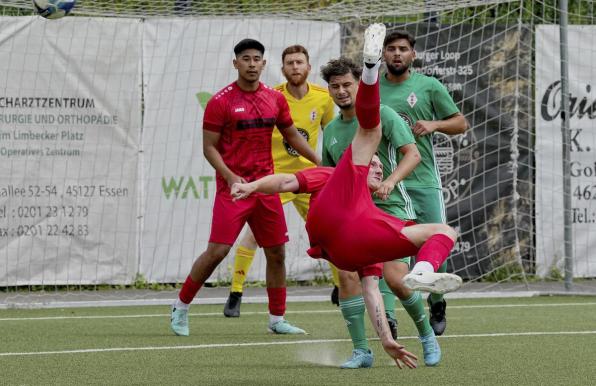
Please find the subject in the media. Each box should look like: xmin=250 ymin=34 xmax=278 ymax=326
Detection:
xmin=271 ymin=82 xmax=335 ymax=174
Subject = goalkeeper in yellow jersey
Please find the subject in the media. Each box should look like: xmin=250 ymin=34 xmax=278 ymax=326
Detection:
xmin=223 ymin=44 xmax=337 ymax=317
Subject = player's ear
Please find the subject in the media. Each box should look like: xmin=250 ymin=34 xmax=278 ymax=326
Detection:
xmin=262 ymin=59 xmax=267 ymax=67
xmin=233 ymin=58 xmax=238 ymax=69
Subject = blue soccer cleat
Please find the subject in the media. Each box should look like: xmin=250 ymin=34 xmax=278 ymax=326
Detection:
xmin=419 ymin=332 xmax=441 ymax=366
xmin=268 ymin=319 xmax=307 ymax=335
xmin=340 ymin=348 xmax=374 ymax=369
xmin=170 ymin=306 xmax=189 ymax=336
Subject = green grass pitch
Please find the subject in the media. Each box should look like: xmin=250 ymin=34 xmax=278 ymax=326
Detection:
xmin=1 ymin=296 xmax=595 ymax=385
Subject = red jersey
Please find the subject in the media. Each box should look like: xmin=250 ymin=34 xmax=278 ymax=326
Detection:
xmin=203 ymin=82 xmax=294 ymax=190
xmin=294 ymin=147 xmax=414 ymax=275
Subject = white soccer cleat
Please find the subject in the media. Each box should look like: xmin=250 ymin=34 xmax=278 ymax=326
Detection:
xmin=363 ymin=23 xmax=386 ymax=66
xmin=403 ymin=271 xmax=463 ymax=295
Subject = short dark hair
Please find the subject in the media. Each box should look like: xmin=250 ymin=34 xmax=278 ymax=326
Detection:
xmin=320 ymin=57 xmax=362 ymax=83
xmin=234 ymin=38 xmax=265 ymax=56
xmin=383 ymin=30 xmax=416 ymax=49
xmin=281 ymin=45 xmax=310 ymax=63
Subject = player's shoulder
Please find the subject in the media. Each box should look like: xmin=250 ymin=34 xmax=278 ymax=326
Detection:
xmin=261 ymin=83 xmax=285 ymax=99
xmin=273 ymin=83 xmax=286 ymax=93
xmin=307 ymin=82 xmax=330 ymax=95
xmin=380 ymin=103 xmax=399 ymax=118
xmin=209 ymin=83 xmax=234 ymax=102
xmin=412 ymin=71 xmax=443 ymax=87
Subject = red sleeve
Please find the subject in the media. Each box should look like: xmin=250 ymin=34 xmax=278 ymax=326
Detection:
xmin=275 ymin=91 xmax=294 ymax=130
xmin=202 ymin=95 xmax=225 ymax=133
xmin=357 ymin=263 xmax=383 ymax=278
xmin=295 ymin=167 xmax=333 ymax=194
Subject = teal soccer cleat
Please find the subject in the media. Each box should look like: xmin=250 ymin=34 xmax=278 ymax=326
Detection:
xmin=419 ymin=332 xmax=441 ymax=366
xmin=340 ymin=348 xmax=374 ymax=369
xmin=170 ymin=306 xmax=189 ymax=336
xmin=268 ymin=320 xmax=307 ymax=335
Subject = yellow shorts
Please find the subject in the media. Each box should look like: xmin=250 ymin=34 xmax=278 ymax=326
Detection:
xmin=279 ymin=191 xmax=310 ymax=220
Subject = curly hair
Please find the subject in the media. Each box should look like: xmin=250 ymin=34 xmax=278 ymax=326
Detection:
xmin=320 ymin=57 xmax=362 ymax=83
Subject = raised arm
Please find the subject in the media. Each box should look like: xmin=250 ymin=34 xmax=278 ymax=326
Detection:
xmin=361 ymin=276 xmax=418 ymax=369
xmin=231 ymin=173 xmax=299 ymax=201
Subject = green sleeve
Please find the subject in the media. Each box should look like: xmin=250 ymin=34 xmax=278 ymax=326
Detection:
xmin=322 ymin=129 xmax=334 ymax=167
xmin=380 ymin=106 xmax=415 ymax=149
xmin=430 ymin=78 xmax=460 ymax=119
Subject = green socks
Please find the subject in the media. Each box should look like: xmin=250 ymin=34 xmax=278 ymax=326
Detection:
xmin=339 ymin=295 xmax=368 ymax=350
xmin=401 ymin=291 xmax=433 ymax=337
xmin=379 ymin=278 xmax=396 ymax=319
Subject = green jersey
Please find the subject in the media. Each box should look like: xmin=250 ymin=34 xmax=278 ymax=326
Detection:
xmin=322 ymin=104 xmax=416 ymax=219
xmin=380 ymin=71 xmax=460 ymax=189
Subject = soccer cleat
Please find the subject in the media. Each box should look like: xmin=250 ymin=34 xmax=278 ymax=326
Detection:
xmin=268 ymin=319 xmax=307 ymax=335
xmin=403 ymin=271 xmax=462 ymax=295
xmin=331 ymin=285 xmax=339 ymax=307
xmin=386 ymin=313 xmax=398 ymax=340
xmin=340 ymin=348 xmax=374 ymax=369
xmin=170 ymin=306 xmax=189 ymax=336
xmin=223 ymin=291 xmax=242 ymax=317
xmin=428 ymin=296 xmax=447 ymax=336
xmin=363 ymin=23 xmax=386 ymax=67
xmin=419 ymin=332 xmax=441 ymax=366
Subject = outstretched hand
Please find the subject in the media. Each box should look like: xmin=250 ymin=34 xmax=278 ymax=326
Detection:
xmin=230 ymin=182 xmax=254 ymax=201
xmin=382 ymin=340 xmax=418 ymax=369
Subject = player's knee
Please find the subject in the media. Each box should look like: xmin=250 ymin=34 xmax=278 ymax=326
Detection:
xmin=263 ymin=245 xmax=285 ymax=264
xmin=338 ymin=270 xmax=361 ymax=297
xmin=438 ymin=224 xmax=457 ymax=241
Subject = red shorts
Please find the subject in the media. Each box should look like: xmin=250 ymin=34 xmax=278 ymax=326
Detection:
xmin=307 ymin=146 xmax=419 ymax=277
xmin=209 ymin=190 xmax=288 ymax=247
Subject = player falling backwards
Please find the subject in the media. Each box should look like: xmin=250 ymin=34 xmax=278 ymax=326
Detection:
xmin=231 ymin=24 xmax=462 ymax=367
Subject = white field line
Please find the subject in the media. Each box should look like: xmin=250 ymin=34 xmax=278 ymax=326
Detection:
xmin=1 ymin=302 xmax=595 ymax=322
xmin=1 ymin=331 xmax=596 ymax=357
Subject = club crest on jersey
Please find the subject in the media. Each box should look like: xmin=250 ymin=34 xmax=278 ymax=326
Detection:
xmin=407 ymin=92 xmax=417 ymax=108
xmin=310 ymin=109 xmax=317 ymax=122
xmin=283 ymin=128 xmax=310 ymax=157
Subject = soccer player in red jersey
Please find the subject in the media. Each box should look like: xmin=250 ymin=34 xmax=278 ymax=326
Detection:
xmin=170 ymin=38 xmax=320 ymax=336
xmin=229 ymin=25 xmax=463 ymax=368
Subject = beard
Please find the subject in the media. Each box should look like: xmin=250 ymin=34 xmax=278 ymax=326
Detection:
xmin=386 ymin=62 xmax=409 ymax=76
xmin=284 ymin=71 xmax=309 ymax=87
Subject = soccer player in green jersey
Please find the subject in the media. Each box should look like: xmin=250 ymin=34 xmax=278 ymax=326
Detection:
xmin=320 ymin=54 xmax=445 ymax=368
xmin=381 ymin=30 xmax=468 ymax=336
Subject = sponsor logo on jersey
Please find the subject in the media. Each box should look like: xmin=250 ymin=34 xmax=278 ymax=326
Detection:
xmin=407 ymin=92 xmax=418 ymax=108
xmin=234 ymin=107 xmax=245 ymax=113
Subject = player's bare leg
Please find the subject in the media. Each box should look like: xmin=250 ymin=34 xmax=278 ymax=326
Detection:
xmin=263 ymin=244 xmax=307 ymax=334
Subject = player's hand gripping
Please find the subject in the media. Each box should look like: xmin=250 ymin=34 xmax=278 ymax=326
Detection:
xmin=231 ymin=182 xmax=255 ymax=201
xmin=412 ymin=120 xmax=438 ymax=136
xmin=382 ymin=340 xmax=418 ymax=369
xmin=375 ymin=180 xmax=396 ymax=201
xmin=226 ymin=173 xmax=247 ymax=188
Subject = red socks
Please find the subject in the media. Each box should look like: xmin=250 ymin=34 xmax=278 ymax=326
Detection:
xmin=415 ymin=234 xmax=455 ymax=272
xmin=355 ymin=79 xmax=380 ymax=130
xmin=178 ymin=275 xmax=202 ymax=304
xmin=267 ymin=287 xmax=287 ymax=316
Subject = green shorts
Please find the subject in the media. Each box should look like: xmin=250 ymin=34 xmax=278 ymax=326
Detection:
xmin=406 ymin=186 xmax=446 ymax=224
xmin=391 ymin=187 xmax=446 ymax=266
